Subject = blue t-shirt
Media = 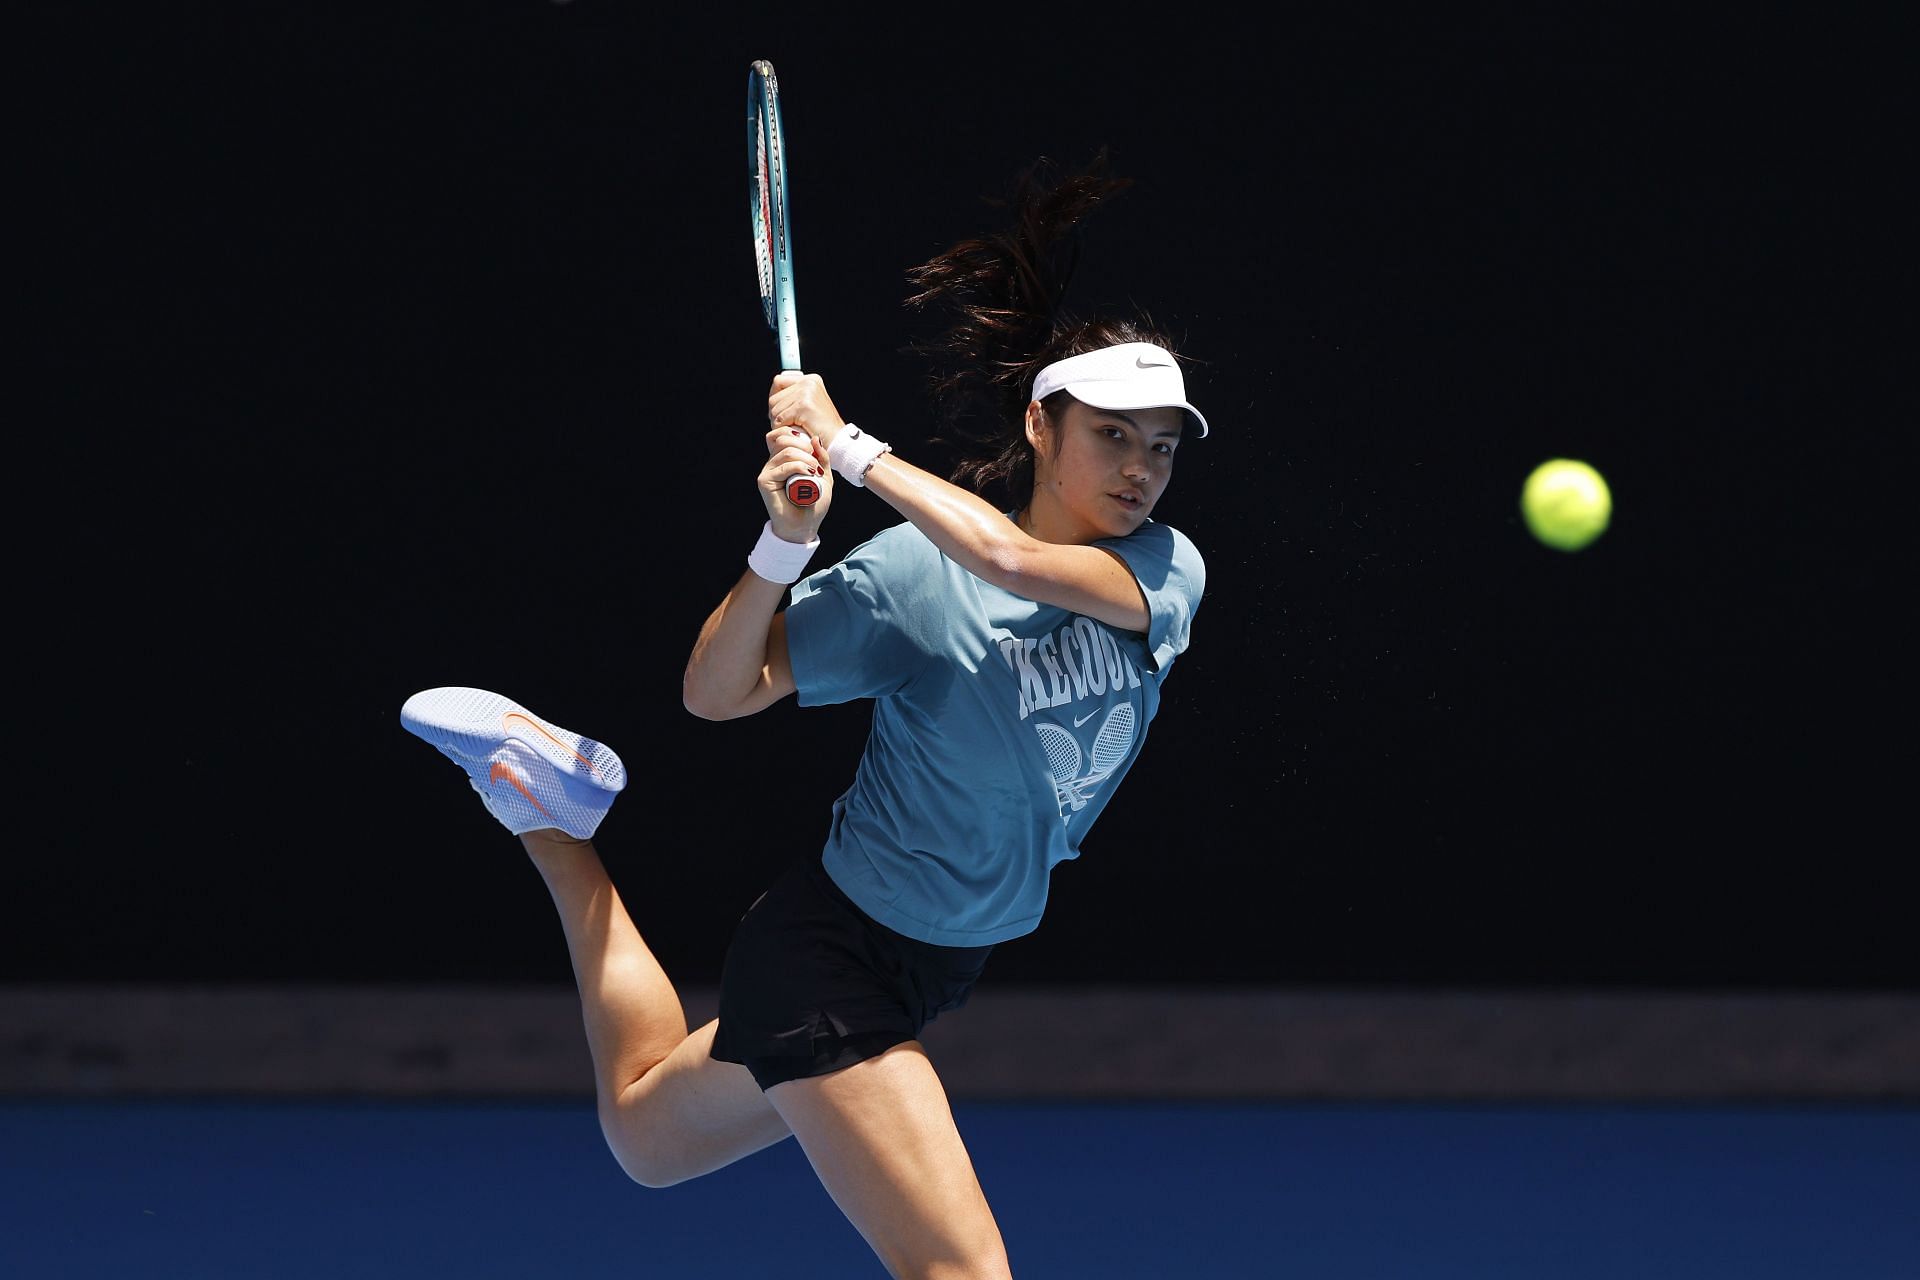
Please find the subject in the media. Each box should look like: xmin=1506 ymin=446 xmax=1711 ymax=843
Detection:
xmin=783 ymin=516 xmax=1204 ymax=946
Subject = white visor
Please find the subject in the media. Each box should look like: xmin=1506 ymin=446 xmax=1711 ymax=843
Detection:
xmin=1030 ymin=342 xmax=1209 ymax=438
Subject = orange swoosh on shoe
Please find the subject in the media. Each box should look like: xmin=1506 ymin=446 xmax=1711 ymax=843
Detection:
xmin=502 ymin=712 xmax=603 ymax=779
xmin=489 ymin=761 xmax=554 ymax=818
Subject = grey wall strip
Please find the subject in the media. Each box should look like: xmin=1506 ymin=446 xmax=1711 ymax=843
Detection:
xmin=5 ymin=985 xmax=1917 ymax=1101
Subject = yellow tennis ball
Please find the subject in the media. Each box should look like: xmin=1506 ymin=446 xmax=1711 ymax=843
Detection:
xmin=1521 ymin=458 xmax=1611 ymax=551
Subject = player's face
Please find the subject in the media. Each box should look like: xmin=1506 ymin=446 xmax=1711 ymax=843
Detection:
xmin=1029 ymin=399 xmax=1184 ymax=541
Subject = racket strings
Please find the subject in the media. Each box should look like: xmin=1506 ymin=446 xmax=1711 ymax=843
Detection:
xmin=748 ymin=60 xmax=802 ymax=387
xmin=750 ymin=89 xmax=788 ymax=330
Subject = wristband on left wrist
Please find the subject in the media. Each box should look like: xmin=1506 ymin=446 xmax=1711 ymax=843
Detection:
xmin=747 ymin=520 xmax=820 ymax=584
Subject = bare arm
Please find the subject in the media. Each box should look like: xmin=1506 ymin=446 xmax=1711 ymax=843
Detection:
xmin=767 ymin=373 xmax=1149 ymax=633
xmin=682 ymin=571 xmax=797 ymax=721
xmin=681 ymin=423 xmax=828 ymax=721
xmin=859 ymin=451 xmax=1148 ymax=633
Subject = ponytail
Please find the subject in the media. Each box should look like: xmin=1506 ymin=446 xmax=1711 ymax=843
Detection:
xmin=903 ymin=150 xmax=1181 ymax=506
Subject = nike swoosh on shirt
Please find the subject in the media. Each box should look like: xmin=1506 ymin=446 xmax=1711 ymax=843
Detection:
xmin=1134 ymin=355 xmax=1172 ymax=368
xmin=1073 ymin=708 xmax=1100 ymax=728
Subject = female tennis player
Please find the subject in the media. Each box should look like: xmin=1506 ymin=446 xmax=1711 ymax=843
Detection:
xmin=403 ymin=158 xmax=1207 ymax=1279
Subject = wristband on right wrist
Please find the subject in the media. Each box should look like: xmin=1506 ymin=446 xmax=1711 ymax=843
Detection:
xmin=828 ymin=423 xmax=892 ymax=487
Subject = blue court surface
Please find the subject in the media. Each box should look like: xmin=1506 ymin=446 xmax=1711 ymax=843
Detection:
xmin=4 ymin=1098 xmax=1915 ymax=1277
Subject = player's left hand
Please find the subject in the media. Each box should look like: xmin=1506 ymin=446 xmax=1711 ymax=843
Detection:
xmin=761 ymin=423 xmax=831 ymax=539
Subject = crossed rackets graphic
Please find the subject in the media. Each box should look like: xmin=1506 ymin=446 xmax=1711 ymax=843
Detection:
xmin=1034 ymin=703 xmax=1137 ymax=816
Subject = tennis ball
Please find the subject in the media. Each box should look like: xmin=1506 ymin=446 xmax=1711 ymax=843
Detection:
xmin=1521 ymin=458 xmax=1611 ymax=551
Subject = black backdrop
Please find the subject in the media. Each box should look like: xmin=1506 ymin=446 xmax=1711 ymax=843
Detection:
xmin=16 ymin=7 xmax=1901 ymax=990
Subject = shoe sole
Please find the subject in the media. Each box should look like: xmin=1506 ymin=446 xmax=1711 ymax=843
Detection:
xmin=400 ymin=687 xmax=627 ymax=793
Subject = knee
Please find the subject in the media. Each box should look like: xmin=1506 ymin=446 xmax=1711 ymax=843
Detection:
xmin=603 ymin=1133 xmax=698 ymax=1190
xmin=623 ymin=1164 xmax=688 ymax=1191
xmin=601 ymin=1109 xmax=737 ymax=1190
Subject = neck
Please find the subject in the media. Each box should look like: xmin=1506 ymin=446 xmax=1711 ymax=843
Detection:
xmin=1018 ymin=489 xmax=1091 ymax=545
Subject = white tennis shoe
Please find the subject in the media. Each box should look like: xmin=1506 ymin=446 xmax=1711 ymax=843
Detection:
xmin=400 ymin=687 xmax=626 ymax=839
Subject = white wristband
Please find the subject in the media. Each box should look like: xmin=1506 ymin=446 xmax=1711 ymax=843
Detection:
xmin=828 ymin=423 xmax=892 ymax=487
xmin=747 ymin=521 xmax=820 ymax=584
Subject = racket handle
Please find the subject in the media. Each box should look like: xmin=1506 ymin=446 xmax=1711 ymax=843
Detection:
xmin=786 ymin=474 xmax=821 ymax=507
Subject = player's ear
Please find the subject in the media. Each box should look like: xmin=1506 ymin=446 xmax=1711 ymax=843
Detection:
xmin=1024 ymin=401 xmax=1048 ymax=450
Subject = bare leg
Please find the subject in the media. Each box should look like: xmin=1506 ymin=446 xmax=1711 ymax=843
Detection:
xmin=525 ymin=828 xmax=1009 ymax=1274
xmin=768 ymin=1041 xmax=1013 ymax=1279
xmin=519 ymin=828 xmax=791 ymax=1187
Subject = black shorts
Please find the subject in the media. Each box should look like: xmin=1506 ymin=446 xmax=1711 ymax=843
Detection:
xmin=709 ymin=851 xmax=994 ymax=1091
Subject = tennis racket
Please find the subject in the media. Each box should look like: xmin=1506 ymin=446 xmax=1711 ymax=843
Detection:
xmin=747 ymin=59 xmax=819 ymax=507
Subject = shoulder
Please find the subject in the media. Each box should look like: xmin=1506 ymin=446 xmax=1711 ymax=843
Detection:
xmin=1099 ymin=520 xmax=1205 ymax=595
xmin=842 ymin=520 xmax=945 ymax=575
xmin=1102 ymin=518 xmax=1200 ymax=560
xmin=1098 ymin=520 xmax=1205 ymax=674
xmin=1149 ymin=521 xmax=1204 ymax=575
xmin=794 ymin=520 xmax=941 ymax=604
xmin=868 ymin=518 xmax=940 ymax=555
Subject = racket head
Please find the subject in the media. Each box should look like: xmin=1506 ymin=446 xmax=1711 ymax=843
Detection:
xmin=747 ymin=59 xmax=800 ymax=370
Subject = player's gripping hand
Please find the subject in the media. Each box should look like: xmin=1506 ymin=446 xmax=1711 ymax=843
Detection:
xmin=768 ymin=371 xmax=849 ymax=452
xmin=761 ymin=423 xmax=831 ymax=542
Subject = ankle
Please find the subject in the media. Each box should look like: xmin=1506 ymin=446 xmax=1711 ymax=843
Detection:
xmin=520 ymin=828 xmax=597 ymax=860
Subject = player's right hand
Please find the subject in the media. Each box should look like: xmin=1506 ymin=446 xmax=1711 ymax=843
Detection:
xmin=760 ymin=424 xmax=831 ymax=540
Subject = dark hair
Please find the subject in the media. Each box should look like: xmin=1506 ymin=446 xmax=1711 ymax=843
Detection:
xmin=903 ymin=150 xmax=1182 ymax=507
